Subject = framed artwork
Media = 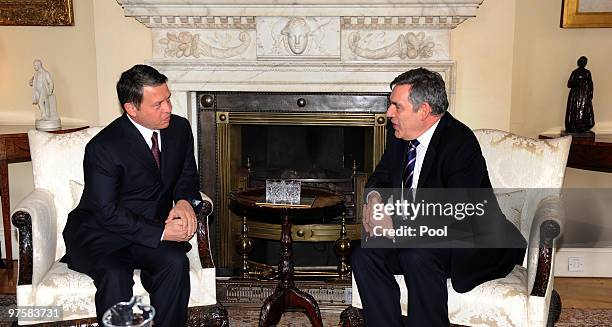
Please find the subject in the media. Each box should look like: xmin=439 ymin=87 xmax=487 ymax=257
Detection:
xmin=0 ymin=0 xmax=73 ymax=26
xmin=562 ymin=0 xmax=612 ymax=28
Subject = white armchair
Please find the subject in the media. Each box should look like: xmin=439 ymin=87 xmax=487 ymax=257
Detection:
xmin=341 ymin=129 xmax=571 ymax=327
xmin=11 ymin=128 xmax=228 ymax=326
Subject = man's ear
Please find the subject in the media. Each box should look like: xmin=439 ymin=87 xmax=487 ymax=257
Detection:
xmin=124 ymin=102 xmax=137 ymax=117
xmin=418 ymin=102 xmax=432 ymax=120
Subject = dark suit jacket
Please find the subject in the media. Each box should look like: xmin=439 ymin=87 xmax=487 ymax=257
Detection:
xmin=63 ymin=114 xmax=202 ymax=273
xmin=366 ymin=112 xmax=526 ymax=293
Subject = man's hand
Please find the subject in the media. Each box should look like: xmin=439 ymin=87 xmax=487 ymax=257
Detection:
xmin=162 ymin=219 xmax=191 ymax=242
xmin=363 ymin=192 xmax=394 ymax=239
xmin=165 ymin=199 xmax=197 ymax=238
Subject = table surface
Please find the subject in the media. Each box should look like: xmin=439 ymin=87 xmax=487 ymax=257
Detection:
xmin=539 ymin=132 xmax=612 ymax=173
xmin=0 ymin=125 xmax=88 ymax=135
xmin=230 ymin=187 xmax=344 ymax=214
xmin=539 ymin=132 xmax=612 ymax=145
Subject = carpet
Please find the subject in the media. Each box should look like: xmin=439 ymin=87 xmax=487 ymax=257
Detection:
xmin=1 ymin=295 xmax=610 ymax=326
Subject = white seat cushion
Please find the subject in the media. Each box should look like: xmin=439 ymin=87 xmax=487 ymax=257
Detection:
xmin=352 ymin=266 xmax=528 ymax=327
xmin=32 ymin=262 xmax=216 ymax=322
xmin=448 ymin=266 xmax=527 ymax=327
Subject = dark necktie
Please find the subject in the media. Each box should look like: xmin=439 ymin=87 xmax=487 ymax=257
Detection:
xmin=151 ymin=131 xmax=161 ymax=169
xmin=402 ymin=139 xmax=419 ymax=189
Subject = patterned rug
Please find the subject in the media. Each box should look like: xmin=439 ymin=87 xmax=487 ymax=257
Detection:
xmin=1 ymin=295 xmax=610 ymax=326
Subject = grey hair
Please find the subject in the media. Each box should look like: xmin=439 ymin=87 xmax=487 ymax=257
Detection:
xmin=390 ymin=68 xmax=449 ymax=115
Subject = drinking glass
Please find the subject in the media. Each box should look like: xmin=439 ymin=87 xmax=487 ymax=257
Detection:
xmin=102 ymin=296 xmax=155 ymax=327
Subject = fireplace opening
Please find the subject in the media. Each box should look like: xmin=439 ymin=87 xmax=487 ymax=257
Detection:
xmin=241 ymin=124 xmax=367 ymax=177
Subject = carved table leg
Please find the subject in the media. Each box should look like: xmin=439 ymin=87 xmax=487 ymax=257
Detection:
xmin=286 ymin=286 xmax=323 ymax=327
xmin=258 ymin=214 xmax=323 ymax=327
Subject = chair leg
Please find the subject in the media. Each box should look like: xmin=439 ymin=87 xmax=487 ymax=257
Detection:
xmin=339 ymin=306 xmax=365 ymax=327
xmin=547 ymin=289 xmax=562 ymax=327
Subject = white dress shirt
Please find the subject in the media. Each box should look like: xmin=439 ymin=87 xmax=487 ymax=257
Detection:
xmin=127 ymin=115 xmax=162 ymax=151
xmin=408 ymin=118 xmax=440 ymax=189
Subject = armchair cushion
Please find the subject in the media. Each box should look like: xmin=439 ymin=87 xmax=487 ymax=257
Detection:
xmin=33 ymin=262 xmax=216 ymax=322
xmin=351 ymin=266 xmax=530 ymax=326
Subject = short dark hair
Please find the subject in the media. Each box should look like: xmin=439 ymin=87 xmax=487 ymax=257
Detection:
xmin=116 ymin=64 xmax=168 ymax=109
xmin=390 ymin=68 xmax=449 ymax=115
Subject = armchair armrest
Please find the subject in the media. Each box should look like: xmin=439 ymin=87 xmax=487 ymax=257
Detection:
xmin=196 ymin=192 xmax=214 ymax=269
xmin=527 ymin=196 xmax=563 ymax=297
xmin=11 ymin=189 xmax=57 ymax=287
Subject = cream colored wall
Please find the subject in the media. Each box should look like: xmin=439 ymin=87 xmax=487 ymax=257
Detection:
xmin=0 ymin=0 xmax=151 ymax=258
xmin=0 ymin=0 xmax=98 ymax=125
xmin=451 ymin=0 xmax=517 ymax=131
xmin=0 ymin=0 xmax=99 ymax=258
xmin=92 ymin=0 xmax=151 ymax=125
xmin=511 ymin=0 xmax=612 ymax=188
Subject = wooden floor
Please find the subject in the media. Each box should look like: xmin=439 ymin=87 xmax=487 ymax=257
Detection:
xmin=0 ymin=261 xmax=610 ymax=309
xmin=556 ymin=277 xmax=612 ymax=309
xmin=0 ymin=261 xmax=17 ymax=294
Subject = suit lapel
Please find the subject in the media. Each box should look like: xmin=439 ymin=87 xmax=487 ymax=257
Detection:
xmin=417 ymin=112 xmax=450 ymax=188
xmin=119 ymin=115 xmax=161 ymax=178
xmin=396 ymin=140 xmax=409 ymax=188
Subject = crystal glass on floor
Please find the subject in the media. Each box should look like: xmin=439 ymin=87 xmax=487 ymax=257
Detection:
xmin=102 ymin=296 xmax=155 ymax=327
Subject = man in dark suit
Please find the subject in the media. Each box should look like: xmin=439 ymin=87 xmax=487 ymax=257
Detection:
xmin=351 ymin=68 xmax=526 ymax=326
xmin=62 ymin=65 xmax=202 ymax=327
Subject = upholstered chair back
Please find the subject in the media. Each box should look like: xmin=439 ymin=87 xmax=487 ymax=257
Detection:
xmin=28 ymin=128 xmax=103 ymax=263
xmin=474 ymin=129 xmax=571 ymax=241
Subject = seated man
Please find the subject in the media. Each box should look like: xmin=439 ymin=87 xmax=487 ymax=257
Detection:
xmin=351 ymin=68 xmax=526 ymax=326
xmin=62 ymin=64 xmax=203 ymax=327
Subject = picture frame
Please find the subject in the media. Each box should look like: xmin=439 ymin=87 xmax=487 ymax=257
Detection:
xmin=0 ymin=0 xmax=73 ymax=26
xmin=561 ymin=0 xmax=612 ymax=28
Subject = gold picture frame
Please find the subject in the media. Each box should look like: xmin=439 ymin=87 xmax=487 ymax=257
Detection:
xmin=0 ymin=0 xmax=73 ymax=26
xmin=562 ymin=0 xmax=612 ymax=28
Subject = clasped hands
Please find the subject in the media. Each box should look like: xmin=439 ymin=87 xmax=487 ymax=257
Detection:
xmin=363 ymin=192 xmax=394 ymax=240
xmin=162 ymin=199 xmax=197 ymax=242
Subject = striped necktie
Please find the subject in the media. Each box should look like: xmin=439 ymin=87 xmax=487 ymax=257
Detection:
xmin=151 ymin=131 xmax=161 ymax=169
xmin=402 ymin=140 xmax=419 ymax=189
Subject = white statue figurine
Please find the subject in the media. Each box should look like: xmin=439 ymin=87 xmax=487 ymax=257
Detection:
xmin=29 ymin=59 xmax=61 ymax=130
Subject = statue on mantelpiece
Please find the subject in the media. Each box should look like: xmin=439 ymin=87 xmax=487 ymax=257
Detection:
xmin=29 ymin=59 xmax=61 ymax=131
xmin=564 ymin=56 xmax=594 ymax=135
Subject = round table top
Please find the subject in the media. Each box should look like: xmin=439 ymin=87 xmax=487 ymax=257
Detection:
xmin=230 ymin=187 xmax=345 ymax=219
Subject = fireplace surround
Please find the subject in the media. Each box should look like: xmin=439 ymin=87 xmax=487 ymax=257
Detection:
xmin=118 ymin=0 xmax=484 ymax=269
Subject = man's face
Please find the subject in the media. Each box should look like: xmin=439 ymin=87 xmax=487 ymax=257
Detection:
xmin=34 ymin=61 xmax=41 ymax=71
xmin=126 ymin=83 xmax=172 ymax=130
xmin=386 ymin=84 xmax=426 ymax=141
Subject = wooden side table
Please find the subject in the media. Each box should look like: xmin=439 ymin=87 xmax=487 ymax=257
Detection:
xmin=230 ymin=187 xmax=344 ymax=327
xmin=0 ymin=125 xmax=88 ymax=268
xmin=539 ymin=133 xmax=612 ymax=172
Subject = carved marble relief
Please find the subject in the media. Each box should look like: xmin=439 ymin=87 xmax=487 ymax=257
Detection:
xmin=342 ymin=30 xmax=449 ymax=61
xmin=154 ymin=29 xmax=255 ymax=60
xmin=257 ymin=17 xmax=340 ymax=59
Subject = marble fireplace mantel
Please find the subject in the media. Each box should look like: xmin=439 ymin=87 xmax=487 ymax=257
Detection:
xmin=119 ymin=0 xmax=484 ymax=128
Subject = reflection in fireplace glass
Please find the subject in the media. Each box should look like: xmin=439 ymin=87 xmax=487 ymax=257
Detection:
xmin=241 ymin=124 xmax=366 ymax=179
